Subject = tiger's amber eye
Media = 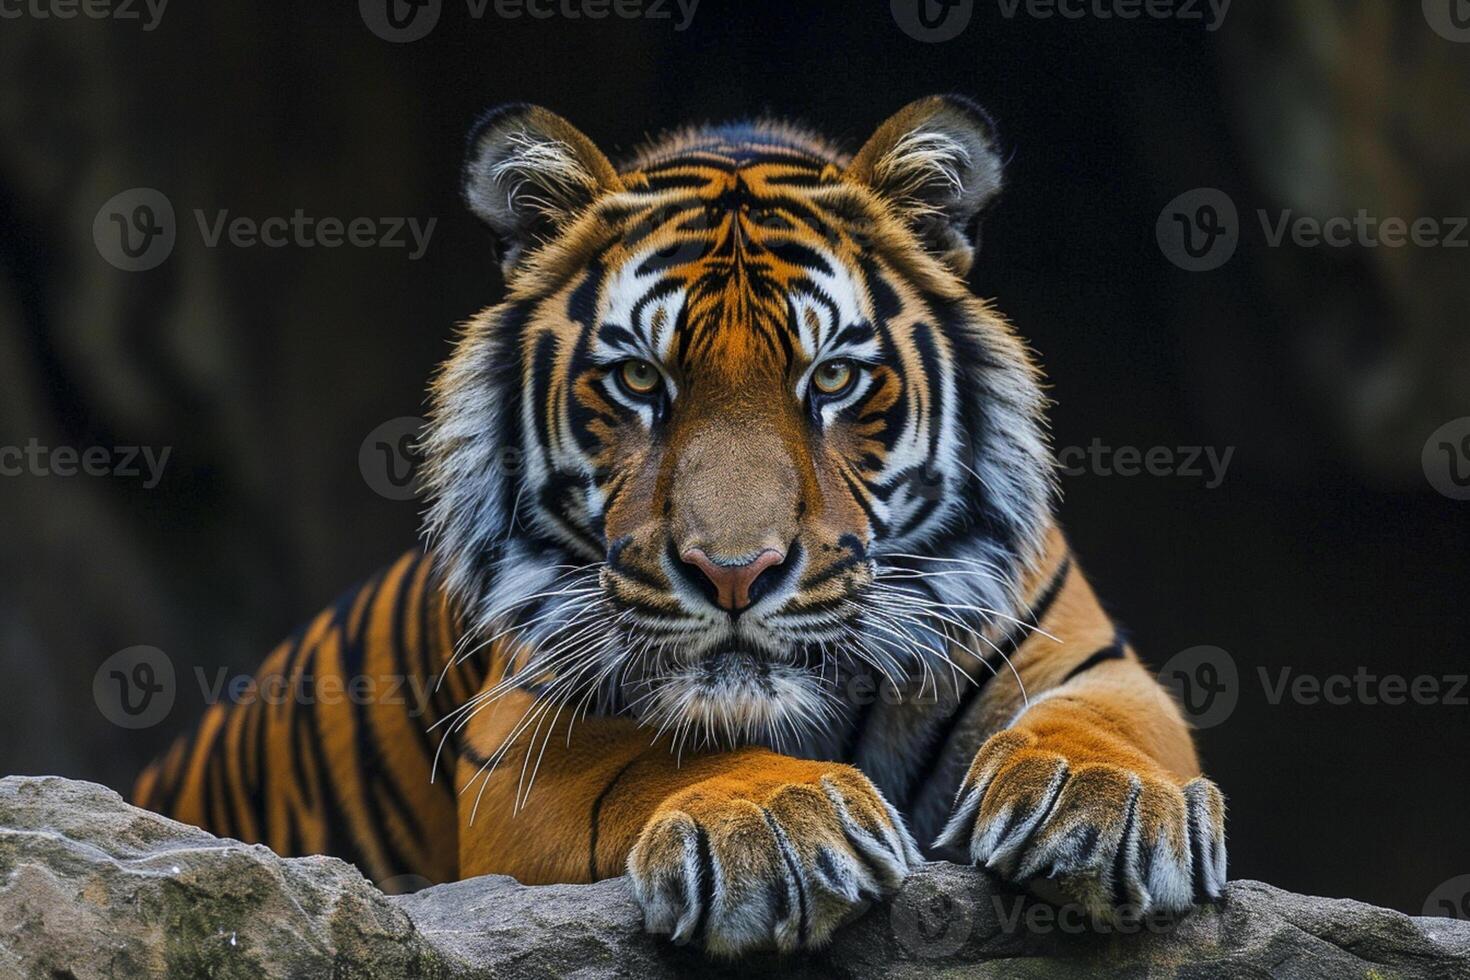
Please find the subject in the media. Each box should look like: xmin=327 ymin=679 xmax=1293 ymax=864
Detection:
xmin=812 ymin=359 xmax=855 ymax=395
xmin=619 ymin=359 xmax=661 ymax=395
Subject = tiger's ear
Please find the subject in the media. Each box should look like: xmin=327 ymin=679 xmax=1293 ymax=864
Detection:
xmin=846 ymin=95 xmax=1004 ymax=277
xmin=462 ymin=104 xmax=623 ymax=271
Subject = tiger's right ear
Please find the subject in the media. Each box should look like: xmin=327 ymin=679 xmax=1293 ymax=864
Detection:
xmin=461 ymin=104 xmax=623 ymax=271
xmin=846 ymin=95 xmax=1004 ymax=278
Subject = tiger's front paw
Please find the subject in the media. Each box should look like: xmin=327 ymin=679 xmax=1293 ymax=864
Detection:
xmin=934 ymin=729 xmax=1227 ymax=922
xmin=627 ymin=764 xmax=922 ymax=957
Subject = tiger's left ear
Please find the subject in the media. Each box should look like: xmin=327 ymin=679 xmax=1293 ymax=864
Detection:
xmin=462 ymin=103 xmax=624 ymax=272
xmin=846 ymin=95 xmax=1004 ymax=277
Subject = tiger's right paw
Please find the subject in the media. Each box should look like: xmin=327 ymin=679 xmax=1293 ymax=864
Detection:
xmin=627 ymin=764 xmax=921 ymax=957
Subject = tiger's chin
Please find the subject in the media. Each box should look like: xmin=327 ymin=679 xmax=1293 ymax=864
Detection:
xmin=629 ymin=646 xmax=838 ymax=752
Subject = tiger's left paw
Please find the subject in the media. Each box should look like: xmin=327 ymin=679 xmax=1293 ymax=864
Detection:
xmin=933 ymin=729 xmax=1227 ymax=922
xmin=628 ymin=765 xmax=923 ymax=957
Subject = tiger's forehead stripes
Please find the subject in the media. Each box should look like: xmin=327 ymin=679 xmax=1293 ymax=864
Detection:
xmin=583 ymin=158 xmax=883 ymax=380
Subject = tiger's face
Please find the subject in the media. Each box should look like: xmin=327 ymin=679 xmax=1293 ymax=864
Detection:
xmin=424 ymin=97 xmax=1054 ymax=749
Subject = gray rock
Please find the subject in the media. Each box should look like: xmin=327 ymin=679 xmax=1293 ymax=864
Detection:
xmin=2 ymin=776 xmax=1467 ymax=979
xmin=0 ymin=776 xmax=447 ymax=978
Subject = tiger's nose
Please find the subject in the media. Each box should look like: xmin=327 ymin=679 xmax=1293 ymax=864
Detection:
xmin=680 ymin=547 xmax=786 ymax=613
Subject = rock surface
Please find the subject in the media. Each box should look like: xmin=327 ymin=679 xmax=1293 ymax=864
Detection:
xmin=1 ymin=775 xmax=1467 ymax=979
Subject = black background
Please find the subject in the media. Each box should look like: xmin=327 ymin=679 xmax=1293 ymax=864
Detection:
xmin=2 ymin=0 xmax=1467 ymax=915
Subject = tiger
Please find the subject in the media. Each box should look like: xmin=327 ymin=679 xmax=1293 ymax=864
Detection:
xmin=133 ymin=94 xmax=1227 ymax=957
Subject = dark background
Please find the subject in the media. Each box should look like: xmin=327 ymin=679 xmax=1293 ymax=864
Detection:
xmin=2 ymin=0 xmax=1467 ymax=915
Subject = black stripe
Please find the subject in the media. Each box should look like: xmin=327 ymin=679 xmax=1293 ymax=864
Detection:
xmin=587 ymin=757 xmax=639 ymax=881
xmin=900 ymin=558 xmax=1073 ymax=814
xmin=1110 ymin=785 xmax=1142 ymax=907
xmin=248 ymin=682 xmax=269 ymax=839
xmin=345 ymin=576 xmax=427 ymax=876
xmin=1062 ymin=639 xmax=1126 ymax=683
xmin=154 ymin=732 xmax=192 ymax=817
xmin=693 ymin=826 xmax=715 ymax=944
xmin=763 ymin=810 xmax=808 ymax=947
xmin=295 ymin=636 xmax=347 ymax=856
xmin=529 ymin=332 xmax=558 ymax=455
xmin=203 ymin=729 xmax=230 ymax=838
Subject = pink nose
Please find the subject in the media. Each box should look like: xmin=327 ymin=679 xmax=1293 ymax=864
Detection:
xmin=681 ymin=548 xmax=786 ymax=612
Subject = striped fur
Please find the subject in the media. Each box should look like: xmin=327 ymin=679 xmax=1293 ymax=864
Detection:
xmin=136 ymin=96 xmax=1226 ymax=955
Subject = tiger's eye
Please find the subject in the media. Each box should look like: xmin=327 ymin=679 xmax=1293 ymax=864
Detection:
xmin=619 ymin=359 xmax=661 ymax=395
xmin=812 ymin=359 xmax=855 ymax=395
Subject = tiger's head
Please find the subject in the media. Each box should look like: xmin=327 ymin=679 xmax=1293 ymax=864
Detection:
xmin=423 ymin=96 xmax=1054 ymax=750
